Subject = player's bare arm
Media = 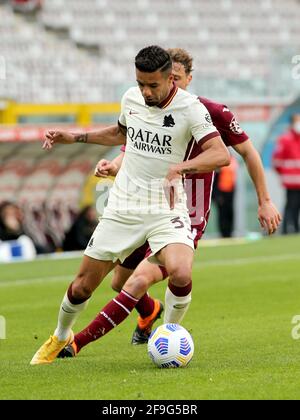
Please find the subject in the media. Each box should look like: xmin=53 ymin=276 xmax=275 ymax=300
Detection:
xmin=164 ymin=136 xmax=230 ymax=209
xmin=166 ymin=136 xmax=230 ymax=181
xmin=233 ymin=140 xmax=282 ymax=235
xmin=43 ymin=124 xmax=126 ymax=150
xmin=94 ymin=152 xmax=124 ymax=178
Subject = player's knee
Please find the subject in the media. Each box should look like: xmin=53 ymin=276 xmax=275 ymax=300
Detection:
xmin=126 ymin=272 xmax=152 ymax=295
xmin=138 ymin=274 xmax=151 ymax=290
xmin=72 ymin=275 xmax=94 ymax=300
xmin=168 ymin=266 xmax=192 ymax=287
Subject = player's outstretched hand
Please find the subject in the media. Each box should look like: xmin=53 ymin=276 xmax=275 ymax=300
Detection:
xmin=94 ymin=159 xmax=118 ymax=178
xmin=43 ymin=130 xmax=75 ymax=150
xmin=258 ymin=201 xmax=282 ymax=235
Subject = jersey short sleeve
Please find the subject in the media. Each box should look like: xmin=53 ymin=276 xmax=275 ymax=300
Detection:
xmin=199 ymin=98 xmax=249 ymax=147
xmin=188 ymin=99 xmax=220 ymax=144
xmin=118 ymin=91 xmax=127 ymax=128
xmin=215 ymin=106 xmax=249 ymax=147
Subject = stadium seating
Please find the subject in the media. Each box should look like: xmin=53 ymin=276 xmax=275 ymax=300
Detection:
xmin=0 ymin=158 xmax=32 ymax=202
xmin=0 ymin=0 xmax=300 ymax=248
xmin=0 ymin=139 xmax=106 ymax=251
xmin=0 ymin=0 xmax=300 ymax=102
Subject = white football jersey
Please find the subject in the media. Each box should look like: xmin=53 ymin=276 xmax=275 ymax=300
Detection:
xmin=103 ymin=84 xmax=219 ymax=217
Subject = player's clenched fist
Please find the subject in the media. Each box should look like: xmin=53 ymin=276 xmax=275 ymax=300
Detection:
xmin=94 ymin=159 xmax=118 ymax=178
xmin=43 ymin=130 xmax=75 ymax=150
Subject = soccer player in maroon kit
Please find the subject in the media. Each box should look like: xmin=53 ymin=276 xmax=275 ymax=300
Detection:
xmin=58 ymin=48 xmax=281 ymax=358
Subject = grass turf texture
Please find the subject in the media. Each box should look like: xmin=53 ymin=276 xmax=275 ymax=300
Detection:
xmin=0 ymin=235 xmax=300 ymax=400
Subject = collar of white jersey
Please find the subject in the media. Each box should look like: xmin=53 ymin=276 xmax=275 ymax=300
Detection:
xmin=157 ymin=83 xmax=178 ymax=109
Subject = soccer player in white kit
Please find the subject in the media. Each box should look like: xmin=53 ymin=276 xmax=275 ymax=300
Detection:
xmin=31 ymin=46 xmax=230 ymax=365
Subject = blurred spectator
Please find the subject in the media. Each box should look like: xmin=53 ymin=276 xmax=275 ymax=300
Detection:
xmin=0 ymin=201 xmax=24 ymax=241
xmin=0 ymin=201 xmax=53 ymax=254
xmin=63 ymin=206 xmax=98 ymax=251
xmin=273 ymin=113 xmax=300 ymax=234
xmin=11 ymin=0 xmax=41 ymax=13
xmin=22 ymin=202 xmax=58 ymax=254
xmin=212 ymin=156 xmax=238 ymax=238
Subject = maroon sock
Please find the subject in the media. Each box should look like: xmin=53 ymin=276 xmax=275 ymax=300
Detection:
xmin=135 ymin=293 xmax=155 ymax=318
xmin=74 ymin=290 xmax=138 ymax=352
xmin=168 ymin=281 xmax=192 ymax=297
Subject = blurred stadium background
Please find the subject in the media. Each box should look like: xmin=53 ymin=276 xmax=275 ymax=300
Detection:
xmin=0 ymin=0 xmax=300 ymax=260
xmin=1 ymin=0 xmax=300 ymax=401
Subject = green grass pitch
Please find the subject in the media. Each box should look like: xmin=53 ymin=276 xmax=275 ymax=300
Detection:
xmin=0 ymin=235 xmax=300 ymax=400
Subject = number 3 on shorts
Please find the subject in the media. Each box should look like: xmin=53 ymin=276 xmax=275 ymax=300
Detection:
xmin=171 ymin=216 xmax=185 ymax=229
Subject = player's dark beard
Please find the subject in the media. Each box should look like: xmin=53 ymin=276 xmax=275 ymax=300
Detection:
xmin=145 ymin=99 xmax=159 ymax=107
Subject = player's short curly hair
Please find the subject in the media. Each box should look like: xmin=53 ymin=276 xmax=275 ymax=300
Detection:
xmin=167 ymin=48 xmax=193 ymax=75
xmin=135 ymin=45 xmax=172 ymax=74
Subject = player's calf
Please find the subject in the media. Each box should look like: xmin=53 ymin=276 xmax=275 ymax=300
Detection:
xmin=111 ymin=265 xmax=133 ymax=292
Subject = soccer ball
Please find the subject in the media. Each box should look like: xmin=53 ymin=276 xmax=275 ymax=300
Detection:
xmin=147 ymin=323 xmax=194 ymax=368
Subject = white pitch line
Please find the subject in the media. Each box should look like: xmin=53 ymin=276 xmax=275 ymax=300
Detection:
xmin=0 ymin=253 xmax=299 ymax=288
xmin=194 ymin=253 xmax=300 ymax=268
xmin=0 ymin=238 xmax=259 ymax=265
xmin=0 ymin=275 xmax=74 ymax=288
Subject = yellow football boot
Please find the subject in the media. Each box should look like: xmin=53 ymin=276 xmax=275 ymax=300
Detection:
xmin=30 ymin=331 xmax=74 ymax=365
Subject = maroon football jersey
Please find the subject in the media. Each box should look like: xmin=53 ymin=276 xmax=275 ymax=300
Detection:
xmin=184 ymin=97 xmax=249 ymax=243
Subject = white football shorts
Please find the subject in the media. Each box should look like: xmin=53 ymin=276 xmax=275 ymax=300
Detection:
xmin=84 ymin=212 xmax=194 ymax=264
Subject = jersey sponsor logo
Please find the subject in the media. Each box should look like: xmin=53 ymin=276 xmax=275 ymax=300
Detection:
xmin=129 ymin=110 xmax=139 ymax=115
xmin=127 ymin=126 xmax=172 ymax=155
xmin=223 ymin=107 xmax=230 ymax=112
xmin=230 ymin=117 xmax=243 ymax=134
xmin=163 ymin=114 xmax=175 ymax=127
xmin=88 ymin=237 xmax=94 ymax=247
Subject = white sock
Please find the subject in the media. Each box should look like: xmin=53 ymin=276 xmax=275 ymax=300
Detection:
xmin=164 ymin=286 xmax=192 ymax=325
xmin=54 ymin=292 xmax=90 ymax=341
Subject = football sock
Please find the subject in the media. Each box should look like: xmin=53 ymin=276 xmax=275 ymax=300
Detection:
xmin=75 ymin=289 xmax=138 ymax=352
xmin=135 ymin=293 xmax=155 ymax=319
xmin=164 ymin=281 xmax=192 ymax=324
xmin=54 ymin=284 xmax=90 ymax=341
